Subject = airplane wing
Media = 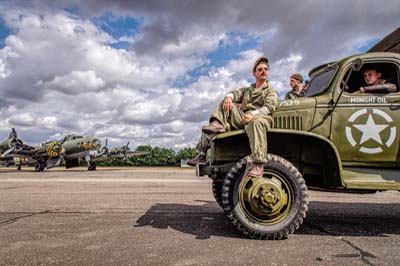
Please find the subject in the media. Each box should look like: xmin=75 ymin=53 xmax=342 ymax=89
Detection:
xmin=98 ymin=140 xmax=149 ymax=160
xmin=0 ymin=155 xmax=14 ymax=162
xmin=125 ymin=151 xmax=149 ymax=156
xmin=6 ymin=148 xmax=37 ymax=157
xmin=96 ymin=151 xmax=149 ymax=160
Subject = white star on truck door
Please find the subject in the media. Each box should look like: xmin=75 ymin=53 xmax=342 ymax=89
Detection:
xmin=345 ymin=108 xmax=396 ymax=154
xmin=353 ymin=114 xmax=388 ymax=145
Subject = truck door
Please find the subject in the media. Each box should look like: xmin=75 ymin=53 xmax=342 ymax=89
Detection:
xmin=330 ymin=61 xmax=400 ymax=165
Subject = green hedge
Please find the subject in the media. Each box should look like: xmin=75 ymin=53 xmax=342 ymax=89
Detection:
xmin=97 ymin=145 xmax=197 ymax=166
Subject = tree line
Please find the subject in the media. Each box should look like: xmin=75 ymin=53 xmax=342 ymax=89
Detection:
xmin=97 ymin=145 xmax=197 ymax=166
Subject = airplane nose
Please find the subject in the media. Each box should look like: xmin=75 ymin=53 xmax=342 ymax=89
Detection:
xmin=83 ymin=142 xmax=93 ymax=150
xmin=47 ymin=142 xmax=61 ymax=157
xmin=85 ymin=139 xmax=101 ymax=151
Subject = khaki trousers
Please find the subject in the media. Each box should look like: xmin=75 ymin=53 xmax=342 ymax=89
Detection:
xmin=197 ymin=101 xmax=271 ymax=163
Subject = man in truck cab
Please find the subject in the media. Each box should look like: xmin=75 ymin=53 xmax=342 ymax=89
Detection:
xmin=358 ymin=64 xmax=397 ymax=93
xmin=187 ymin=57 xmax=279 ymax=178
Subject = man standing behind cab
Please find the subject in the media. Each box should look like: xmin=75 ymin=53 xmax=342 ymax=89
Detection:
xmin=187 ymin=57 xmax=279 ymax=178
xmin=285 ymin=73 xmax=305 ymax=100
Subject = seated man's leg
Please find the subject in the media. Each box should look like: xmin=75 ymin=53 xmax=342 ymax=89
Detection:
xmin=244 ymin=116 xmax=271 ymax=177
xmin=203 ymin=102 xmax=245 ymax=134
xmin=192 ymin=103 xmax=246 ymax=166
xmin=228 ymin=104 xmax=246 ymax=130
xmin=187 ymin=133 xmax=212 ymax=166
xmin=202 ymin=101 xmax=228 ymax=134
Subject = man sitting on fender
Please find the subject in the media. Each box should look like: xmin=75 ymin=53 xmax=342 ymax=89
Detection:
xmin=187 ymin=57 xmax=279 ymax=178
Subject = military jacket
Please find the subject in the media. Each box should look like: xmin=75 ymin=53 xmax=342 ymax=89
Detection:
xmin=229 ymin=82 xmax=279 ymax=115
xmin=285 ymin=89 xmax=306 ymax=100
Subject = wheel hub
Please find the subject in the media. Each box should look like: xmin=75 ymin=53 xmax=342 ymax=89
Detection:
xmin=239 ymin=173 xmax=292 ymax=224
xmin=261 ymin=190 xmax=275 ymax=206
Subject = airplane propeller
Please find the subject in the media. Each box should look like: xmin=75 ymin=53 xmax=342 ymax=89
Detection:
xmin=2 ymin=146 xmax=16 ymax=157
xmin=122 ymin=142 xmax=130 ymax=158
xmin=2 ymin=128 xmax=23 ymax=157
xmin=9 ymin=128 xmax=17 ymax=140
xmin=100 ymin=138 xmax=109 ymax=156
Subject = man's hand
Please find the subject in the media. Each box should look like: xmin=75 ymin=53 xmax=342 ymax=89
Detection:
xmin=223 ymin=96 xmax=234 ymax=111
xmin=241 ymin=113 xmax=253 ymax=125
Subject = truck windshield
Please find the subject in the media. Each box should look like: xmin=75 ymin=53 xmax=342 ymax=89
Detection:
xmin=305 ymin=66 xmax=338 ymax=97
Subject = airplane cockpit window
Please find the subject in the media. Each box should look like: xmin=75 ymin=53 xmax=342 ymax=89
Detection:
xmin=342 ymin=62 xmax=399 ymax=93
xmin=63 ymin=134 xmax=84 ymax=142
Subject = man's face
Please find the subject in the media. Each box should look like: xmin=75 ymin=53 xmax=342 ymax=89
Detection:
xmin=290 ymin=78 xmax=300 ymax=90
xmin=364 ymin=69 xmax=382 ymax=85
xmin=253 ymin=62 xmax=269 ymax=81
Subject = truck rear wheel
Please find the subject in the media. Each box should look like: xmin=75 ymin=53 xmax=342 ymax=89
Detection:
xmin=221 ymin=154 xmax=308 ymax=239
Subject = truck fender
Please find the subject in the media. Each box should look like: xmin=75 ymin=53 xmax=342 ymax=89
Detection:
xmin=268 ymin=129 xmax=344 ymax=188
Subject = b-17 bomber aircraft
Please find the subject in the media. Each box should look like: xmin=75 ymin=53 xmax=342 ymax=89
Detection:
xmin=34 ymin=135 xmax=148 ymax=171
xmin=1 ymin=129 xmax=148 ymax=172
xmin=0 ymin=128 xmax=36 ymax=170
xmin=32 ymin=134 xmax=102 ymax=171
xmin=0 ymin=130 xmax=101 ymax=172
xmin=100 ymin=140 xmax=148 ymax=160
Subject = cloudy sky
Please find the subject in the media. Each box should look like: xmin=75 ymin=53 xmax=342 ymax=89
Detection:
xmin=0 ymin=0 xmax=399 ymax=150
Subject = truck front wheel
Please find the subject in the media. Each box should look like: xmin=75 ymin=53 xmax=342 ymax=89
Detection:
xmin=212 ymin=180 xmax=223 ymax=209
xmin=221 ymin=154 xmax=308 ymax=239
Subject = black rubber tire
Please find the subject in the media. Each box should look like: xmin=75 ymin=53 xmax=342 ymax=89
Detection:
xmin=212 ymin=180 xmax=223 ymax=209
xmin=40 ymin=162 xmax=46 ymax=171
xmin=221 ymin=154 xmax=308 ymax=240
xmin=88 ymin=161 xmax=96 ymax=171
xmin=35 ymin=163 xmax=41 ymax=172
xmin=35 ymin=161 xmax=45 ymax=172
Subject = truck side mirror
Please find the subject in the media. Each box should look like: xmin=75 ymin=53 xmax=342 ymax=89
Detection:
xmin=352 ymin=58 xmax=363 ymax=72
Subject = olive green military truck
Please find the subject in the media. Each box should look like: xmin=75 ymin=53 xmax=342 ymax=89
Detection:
xmin=196 ymin=32 xmax=400 ymax=240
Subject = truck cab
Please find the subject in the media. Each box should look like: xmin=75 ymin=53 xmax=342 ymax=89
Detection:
xmin=273 ymin=52 xmax=400 ymax=190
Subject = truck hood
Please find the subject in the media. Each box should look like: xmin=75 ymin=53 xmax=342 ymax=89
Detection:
xmin=274 ymin=97 xmax=317 ymax=131
xmin=276 ymin=97 xmax=317 ymax=112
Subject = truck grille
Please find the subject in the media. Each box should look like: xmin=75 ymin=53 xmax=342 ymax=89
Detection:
xmin=273 ymin=116 xmax=303 ymax=130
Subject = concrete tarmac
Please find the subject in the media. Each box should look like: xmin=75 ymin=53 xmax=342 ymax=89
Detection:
xmin=0 ymin=167 xmax=399 ymax=266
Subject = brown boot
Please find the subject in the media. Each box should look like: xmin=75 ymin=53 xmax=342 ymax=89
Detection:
xmin=186 ymin=153 xmax=206 ymax=166
xmin=202 ymin=120 xmax=226 ymax=134
xmin=248 ymin=163 xmax=264 ymax=178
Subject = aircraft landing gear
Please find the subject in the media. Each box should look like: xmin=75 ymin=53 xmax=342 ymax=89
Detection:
xmin=35 ymin=160 xmax=46 ymax=172
xmin=88 ymin=161 xmax=96 ymax=171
